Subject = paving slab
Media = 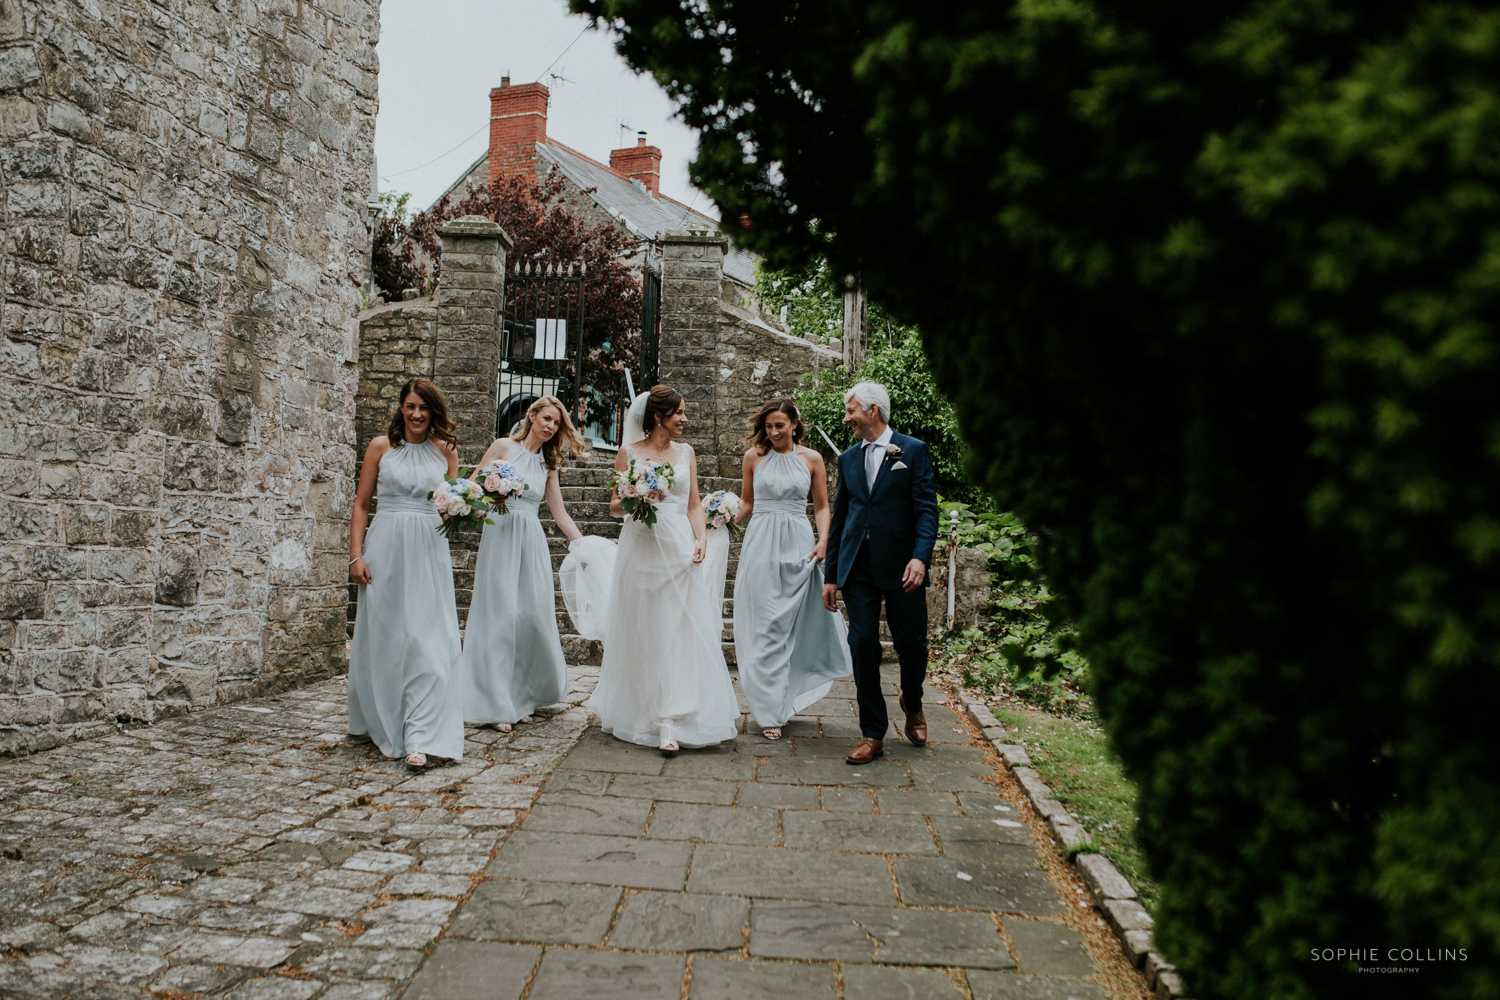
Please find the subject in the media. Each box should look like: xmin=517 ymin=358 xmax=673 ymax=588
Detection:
xmin=526 ymin=949 xmax=685 ymax=1000
xmin=875 ymin=789 xmax=964 ymax=815
xmin=522 ymin=792 xmax=654 ymax=837
xmin=748 ymin=900 xmax=876 ymax=961
xmin=893 ymin=857 xmax=1063 ymax=914
xmin=857 ymin=907 xmax=1015 ymax=969
xmin=687 ymin=844 xmax=899 ymax=905
xmin=737 ymin=782 xmax=820 ymax=810
xmin=487 ymin=830 xmax=690 ymax=889
xmin=645 ymin=801 xmax=781 ymax=845
xmin=688 ymin=957 xmax=839 ymax=998
xmin=607 ymin=773 xmax=739 ymax=804
xmin=782 ymin=812 xmax=938 ymax=854
xmin=966 ymin=971 xmax=1112 ymax=1000
xmin=1002 ymin=918 xmax=1097 ymax=978
xmin=841 ymin=965 xmax=969 ymax=1000
xmin=451 ymin=879 xmax=621 ymax=946
xmin=608 ymin=890 xmax=749 ymax=952
xmin=558 ymin=731 xmax=668 ymax=775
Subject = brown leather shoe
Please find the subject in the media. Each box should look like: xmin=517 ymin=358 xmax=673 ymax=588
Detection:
xmin=904 ymin=709 xmax=928 ymax=747
xmin=846 ymin=738 xmax=884 ymax=764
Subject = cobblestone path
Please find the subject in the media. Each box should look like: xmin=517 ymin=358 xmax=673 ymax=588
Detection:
xmin=0 ymin=665 xmax=1135 ymax=1000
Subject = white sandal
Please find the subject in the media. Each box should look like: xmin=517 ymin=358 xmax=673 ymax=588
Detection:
xmin=762 ymin=727 xmax=783 ymax=741
xmin=491 ymin=722 xmax=513 ymax=733
xmin=405 ymin=752 xmax=427 ymax=768
xmin=518 ymin=716 xmax=533 ymax=725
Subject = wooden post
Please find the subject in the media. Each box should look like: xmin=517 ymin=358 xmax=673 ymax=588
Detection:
xmin=842 ymin=275 xmax=867 ymax=371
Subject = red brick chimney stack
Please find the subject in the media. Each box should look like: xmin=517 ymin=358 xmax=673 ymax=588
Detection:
xmin=488 ymin=77 xmax=549 ymax=184
xmin=609 ymin=133 xmax=662 ymax=197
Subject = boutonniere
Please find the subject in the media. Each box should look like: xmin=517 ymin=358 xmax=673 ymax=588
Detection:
xmin=882 ymin=443 xmax=903 ymax=464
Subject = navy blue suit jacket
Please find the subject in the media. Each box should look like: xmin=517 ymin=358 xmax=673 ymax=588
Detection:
xmin=824 ymin=431 xmax=940 ymax=591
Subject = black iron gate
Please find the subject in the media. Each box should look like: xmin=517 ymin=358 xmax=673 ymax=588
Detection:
xmin=498 ymin=261 xmax=590 ymax=438
xmin=639 ymin=266 xmax=661 ymax=391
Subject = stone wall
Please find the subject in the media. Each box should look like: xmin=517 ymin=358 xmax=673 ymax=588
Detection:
xmin=354 ymin=297 xmax=437 ymax=454
xmin=657 ymin=228 xmax=842 ymax=482
xmin=0 ymin=0 xmax=379 ymax=754
xmin=929 ymin=547 xmax=993 ymax=634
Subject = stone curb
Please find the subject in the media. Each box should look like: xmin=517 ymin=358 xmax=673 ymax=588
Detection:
xmin=957 ymin=687 xmax=1191 ymax=1000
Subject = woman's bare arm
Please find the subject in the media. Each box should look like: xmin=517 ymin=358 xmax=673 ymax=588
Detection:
xmin=349 ymin=437 xmax=391 ymax=584
xmin=686 ymin=445 xmax=707 ymax=563
xmin=737 ymin=448 xmax=760 ymax=523
xmin=609 ymin=445 xmax=629 ymax=518
xmin=804 ymin=447 xmax=831 ymax=562
xmin=544 ymin=469 xmax=582 ymax=541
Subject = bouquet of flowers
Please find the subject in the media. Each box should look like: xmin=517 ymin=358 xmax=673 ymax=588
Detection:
xmin=703 ymin=490 xmax=743 ymax=539
xmin=475 ymin=460 xmax=529 ymax=515
xmin=611 ymin=456 xmax=676 ymax=527
xmin=428 ymin=463 xmax=529 ymax=539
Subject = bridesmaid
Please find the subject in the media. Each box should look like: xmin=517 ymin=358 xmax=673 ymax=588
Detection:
xmin=733 ymin=399 xmax=853 ymax=740
xmin=461 ymin=395 xmax=585 ymax=732
xmin=348 ymin=378 xmax=465 ymax=768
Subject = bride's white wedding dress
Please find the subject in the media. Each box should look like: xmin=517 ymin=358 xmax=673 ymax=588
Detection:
xmin=584 ymin=440 xmax=740 ymax=748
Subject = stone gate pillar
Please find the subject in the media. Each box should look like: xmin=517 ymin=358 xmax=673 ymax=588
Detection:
xmin=658 ymin=227 xmax=728 ymax=466
xmin=434 ymin=216 xmax=513 ymax=464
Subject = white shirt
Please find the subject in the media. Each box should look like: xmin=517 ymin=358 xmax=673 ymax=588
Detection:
xmin=862 ymin=425 xmax=894 ymax=491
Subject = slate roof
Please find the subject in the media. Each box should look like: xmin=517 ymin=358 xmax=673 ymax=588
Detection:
xmin=438 ymin=144 xmax=760 ymax=288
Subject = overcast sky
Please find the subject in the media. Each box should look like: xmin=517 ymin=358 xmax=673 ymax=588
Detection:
xmin=374 ymin=0 xmax=709 ymax=215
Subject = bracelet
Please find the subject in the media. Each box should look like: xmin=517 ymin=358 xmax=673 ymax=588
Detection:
xmin=349 ymin=556 xmax=364 ymax=565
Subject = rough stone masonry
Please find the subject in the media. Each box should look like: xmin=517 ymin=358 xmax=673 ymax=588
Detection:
xmin=0 ymin=0 xmax=380 ymax=754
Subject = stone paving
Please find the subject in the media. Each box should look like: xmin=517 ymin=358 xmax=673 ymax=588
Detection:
xmin=0 ymin=663 xmax=1132 ymax=1000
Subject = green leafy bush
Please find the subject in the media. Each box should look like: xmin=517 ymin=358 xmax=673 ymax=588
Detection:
xmin=576 ymin=2 xmax=1500 ymax=996
xmin=937 ymin=500 xmax=1089 ymax=713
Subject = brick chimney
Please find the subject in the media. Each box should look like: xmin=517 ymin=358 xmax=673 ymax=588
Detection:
xmin=488 ymin=77 xmax=549 ymax=184
xmin=609 ymin=134 xmax=662 ymax=197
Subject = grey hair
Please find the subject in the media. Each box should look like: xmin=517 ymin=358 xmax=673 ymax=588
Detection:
xmin=844 ymin=381 xmax=891 ymax=423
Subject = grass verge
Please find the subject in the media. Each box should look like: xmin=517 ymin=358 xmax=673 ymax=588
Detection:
xmin=985 ymin=698 xmax=1159 ymax=913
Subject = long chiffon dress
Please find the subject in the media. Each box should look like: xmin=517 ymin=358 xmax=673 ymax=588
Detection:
xmin=460 ymin=446 xmax=567 ymax=725
xmin=348 ymin=439 xmax=465 ymax=760
xmin=733 ymin=448 xmax=853 ymax=728
xmin=587 ymin=442 xmax=740 ymax=747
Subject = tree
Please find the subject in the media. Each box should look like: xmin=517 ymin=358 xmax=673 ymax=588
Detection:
xmin=573 ymin=2 xmax=1500 ymax=997
xmin=375 ymin=174 xmax=644 ymax=430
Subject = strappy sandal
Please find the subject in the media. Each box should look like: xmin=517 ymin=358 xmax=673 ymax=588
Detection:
xmin=762 ymin=727 xmax=783 ymax=741
xmin=491 ymin=722 xmax=513 ymax=733
xmin=658 ymin=735 xmax=680 ymax=754
xmin=405 ymin=752 xmax=427 ymax=769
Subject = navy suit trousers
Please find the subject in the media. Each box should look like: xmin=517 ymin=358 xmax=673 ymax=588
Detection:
xmin=842 ymin=540 xmax=929 ymax=740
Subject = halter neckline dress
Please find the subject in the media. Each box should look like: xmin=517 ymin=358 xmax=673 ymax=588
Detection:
xmin=348 ymin=438 xmax=464 ymax=760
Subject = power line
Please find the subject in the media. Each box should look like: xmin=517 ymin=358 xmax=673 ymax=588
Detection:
xmin=381 ymin=122 xmax=487 ymax=180
xmin=536 ymin=23 xmax=589 ymax=84
xmin=379 ymin=23 xmax=592 ymax=184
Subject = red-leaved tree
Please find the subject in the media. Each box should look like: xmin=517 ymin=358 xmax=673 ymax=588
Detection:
xmin=374 ymin=173 xmax=643 ymax=431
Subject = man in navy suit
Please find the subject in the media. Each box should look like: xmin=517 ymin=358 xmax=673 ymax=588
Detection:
xmin=822 ymin=381 xmax=939 ymax=763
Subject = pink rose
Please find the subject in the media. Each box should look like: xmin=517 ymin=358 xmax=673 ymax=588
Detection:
xmin=484 ymin=474 xmax=502 ymax=493
xmin=434 ymin=492 xmax=451 ymax=513
xmin=620 ymin=483 xmax=638 ymax=498
xmin=646 ymin=489 xmax=665 ymax=503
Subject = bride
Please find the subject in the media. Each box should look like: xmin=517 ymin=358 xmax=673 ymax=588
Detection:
xmin=586 ymin=385 xmax=740 ymax=752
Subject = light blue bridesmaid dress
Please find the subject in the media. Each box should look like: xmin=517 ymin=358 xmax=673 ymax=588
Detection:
xmin=733 ymin=448 xmax=853 ymax=727
xmin=460 ymin=446 xmax=567 ymax=725
xmin=348 ymin=439 xmax=465 ymax=760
